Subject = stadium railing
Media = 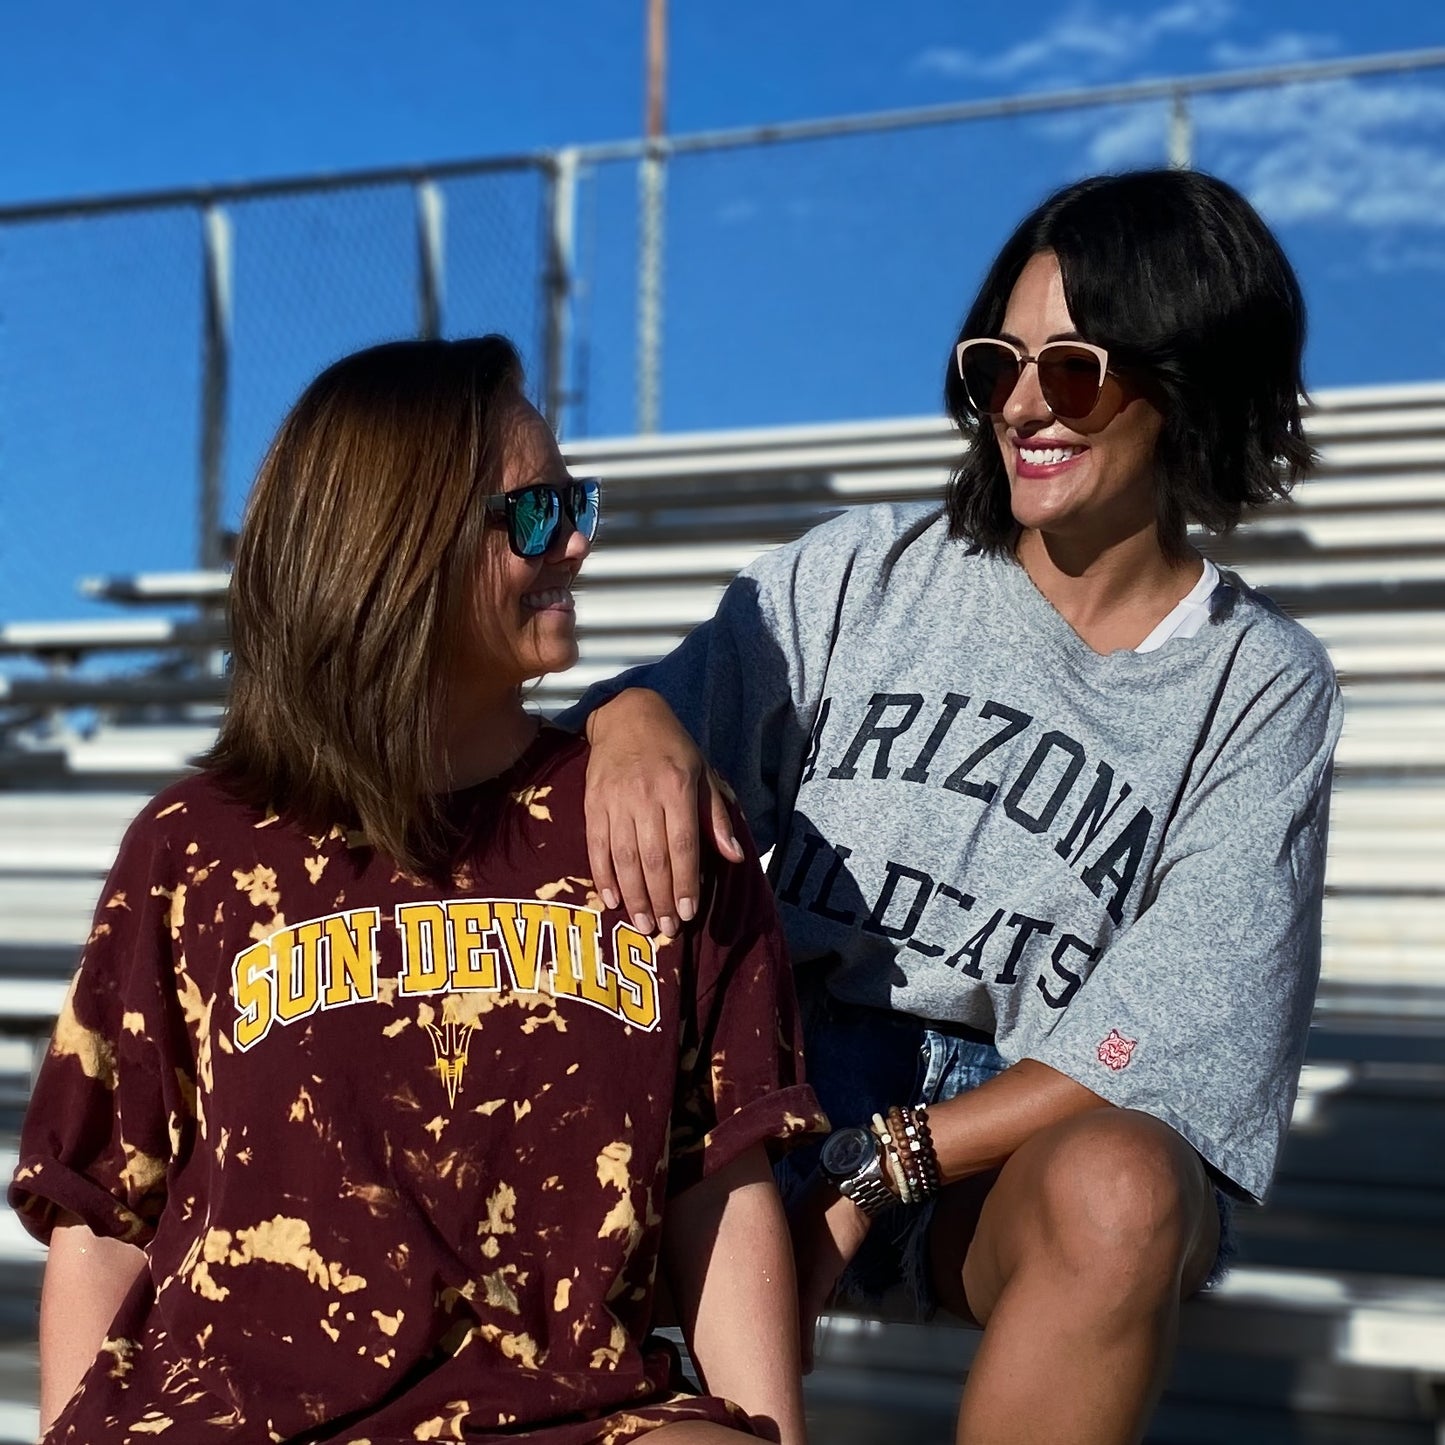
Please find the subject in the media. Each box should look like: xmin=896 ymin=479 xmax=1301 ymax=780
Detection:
xmin=1 ymin=379 xmax=1443 ymax=1440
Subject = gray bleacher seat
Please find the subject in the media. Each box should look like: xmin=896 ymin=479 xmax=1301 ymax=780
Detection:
xmin=1 ymin=380 xmax=1443 ymax=1441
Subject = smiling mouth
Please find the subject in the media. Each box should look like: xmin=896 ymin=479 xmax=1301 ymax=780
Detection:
xmin=1016 ymin=443 xmax=1087 ymax=468
xmin=522 ymin=587 xmax=574 ymax=612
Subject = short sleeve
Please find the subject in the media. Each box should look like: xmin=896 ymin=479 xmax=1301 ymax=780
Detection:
xmin=558 ymin=508 xmax=906 ymax=854
xmin=8 ymin=812 xmax=184 ymax=1246
xmin=1020 ymin=651 xmax=1344 ymax=1203
xmin=667 ymin=806 xmax=829 ymax=1195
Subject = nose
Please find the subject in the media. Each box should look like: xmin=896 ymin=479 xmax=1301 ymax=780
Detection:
xmin=550 ymin=512 xmax=592 ymax=566
xmin=1001 ymin=357 xmax=1052 ymax=431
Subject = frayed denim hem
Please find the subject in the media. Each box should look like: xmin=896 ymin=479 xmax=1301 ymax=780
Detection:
xmin=1202 ymin=1188 xmax=1239 ymax=1291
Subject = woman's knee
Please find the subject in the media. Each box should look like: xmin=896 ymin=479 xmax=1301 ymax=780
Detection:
xmin=1014 ymin=1109 xmax=1210 ymax=1282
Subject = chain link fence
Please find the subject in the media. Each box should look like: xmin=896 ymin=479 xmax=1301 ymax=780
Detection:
xmin=568 ymin=61 xmax=1445 ymax=441
xmin=2 ymin=51 xmax=1444 ymax=627
xmin=0 ymin=161 xmax=555 ymax=625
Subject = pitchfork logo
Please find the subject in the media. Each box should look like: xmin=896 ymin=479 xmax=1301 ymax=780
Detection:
xmin=424 ymin=1021 xmax=477 ymax=1106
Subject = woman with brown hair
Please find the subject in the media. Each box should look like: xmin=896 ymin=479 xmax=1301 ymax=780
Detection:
xmin=10 ymin=336 xmax=825 ymax=1445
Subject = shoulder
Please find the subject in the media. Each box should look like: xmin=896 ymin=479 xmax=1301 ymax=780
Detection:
xmin=794 ymin=501 xmax=946 ymax=558
xmin=113 ymin=771 xmax=269 ymax=867
xmin=1206 ymin=574 xmax=1343 ymax=761
xmin=741 ymin=502 xmax=958 ymax=592
xmin=1215 ymin=571 xmax=1338 ymax=694
xmin=519 ymin=726 xmax=590 ymax=788
xmin=482 ymin=726 xmax=591 ymax=831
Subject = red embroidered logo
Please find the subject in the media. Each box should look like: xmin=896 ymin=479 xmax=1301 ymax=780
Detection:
xmin=1096 ymin=1029 xmax=1138 ymax=1071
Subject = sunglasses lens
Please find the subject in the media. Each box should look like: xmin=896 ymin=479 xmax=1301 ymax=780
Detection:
xmin=1037 ymin=345 xmax=1104 ymax=420
xmin=510 ymin=487 xmax=559 ymax=556
xmin=960 ymin=342 xmax=1022 ymax=416
xmin=569 ymin=480 xmax=601 ymax=542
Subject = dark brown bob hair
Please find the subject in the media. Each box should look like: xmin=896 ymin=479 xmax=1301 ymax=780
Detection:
xmin=204 ymin=335 xmax=526 ymax=873
xmin=943 ymin=169 xmax=1314 ymax=559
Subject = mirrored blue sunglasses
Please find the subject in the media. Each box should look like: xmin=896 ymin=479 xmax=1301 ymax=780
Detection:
xmin=483 ymin=477 xmax=601 ymax=558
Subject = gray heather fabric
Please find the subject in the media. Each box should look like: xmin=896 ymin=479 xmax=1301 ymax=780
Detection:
xmin=565 ymin=503 xmax=1343 ymax=1202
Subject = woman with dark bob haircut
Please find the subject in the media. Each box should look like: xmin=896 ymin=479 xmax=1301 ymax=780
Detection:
xmin=11 ymin=336 xmax=827 ymax=1445
xmin=567 ymin=169 xmax=1342 ymax=1445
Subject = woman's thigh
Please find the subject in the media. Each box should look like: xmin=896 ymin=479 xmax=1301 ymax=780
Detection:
xmin=928 ymin=1108 xmax=1220 ymax=1326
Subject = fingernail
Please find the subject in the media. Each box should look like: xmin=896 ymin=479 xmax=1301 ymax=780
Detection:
xmin=677 ymin=896 xmax=695 ymax=922
xmin=659 ymin=915 xmax=678 ymax=937
xmin=635 ymin=911 xmax=654 ymax=934
xmin=602 ymin=889 xmax=619 ymax=910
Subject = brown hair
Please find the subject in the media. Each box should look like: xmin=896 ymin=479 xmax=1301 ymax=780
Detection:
xmin=203 ymin=335 xmax=526 ymax=873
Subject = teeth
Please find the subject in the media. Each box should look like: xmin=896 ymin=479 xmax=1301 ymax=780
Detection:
xmin=524 ymin=588 xmax=573 ymax=609
xmin=1019 ymin=445 xmax=1084 ymax=466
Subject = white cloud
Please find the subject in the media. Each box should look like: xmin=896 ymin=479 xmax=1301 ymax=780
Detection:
xmin=912 ymin=0 xmax=1233 ymax=83
xmin=908 ymin=0 xmax=1444 ymax=265
xmin=1209 ymin=32 xmax=1336 ymax=67
xmin=1362 ymin=237 xmax=1445 ymax=273
xmin=1067 ymin=78 xmax=1445 ymax=233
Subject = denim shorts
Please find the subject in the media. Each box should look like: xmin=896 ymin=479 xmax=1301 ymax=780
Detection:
xmin=777 ymin=988 xmax=1235 ymax=1318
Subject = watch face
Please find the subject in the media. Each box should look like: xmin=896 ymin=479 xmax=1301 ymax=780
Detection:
xmin=820 ymin=1126 xmax=874 ymax=1180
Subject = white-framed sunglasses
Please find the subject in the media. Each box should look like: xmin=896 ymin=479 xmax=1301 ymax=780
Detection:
xmin=955 ymin=338 xmax=1113 ymax=422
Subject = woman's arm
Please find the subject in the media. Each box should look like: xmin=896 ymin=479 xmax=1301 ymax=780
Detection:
xmin=39 ymin=1216 xmax=146 ymax=1434
xmin=927 ymin=1058 xmax=1111 ymax=1179
xmin=573 ymin=510 xmax=885 ymax=935
xmin=584 ymin=688 xmax=743 ymax=937
xmin=662 ymin=1144 xmax=808 ymax=1445
xmin=791 ymin=1060 xmax=1109 ymax=1365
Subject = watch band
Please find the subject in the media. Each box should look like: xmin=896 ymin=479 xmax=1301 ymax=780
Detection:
xmin=838 ymin=1169 xmax=895 ymax=1217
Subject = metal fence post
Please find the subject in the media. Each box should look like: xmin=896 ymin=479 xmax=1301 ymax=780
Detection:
xmin=198 ymin=204 xmax=233 ymax=573
xmin=541 ymin=149 xmax=578 ymax=433
xmin=1169 ymin=90 xmax=1193 ymax=169
xmin=636 ymin=146 xmax=666 ymax=435
xmin=416 ymin=180 xmax=445 ymax=341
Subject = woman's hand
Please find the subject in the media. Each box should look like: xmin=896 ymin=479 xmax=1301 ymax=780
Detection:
xmin=788 ymin=1175 xmax=873 ymax=1374
xmin=585 ymin=688 xmax=745 ymax=935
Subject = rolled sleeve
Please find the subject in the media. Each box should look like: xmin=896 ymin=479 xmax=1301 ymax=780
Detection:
xmin=668 ymin=806 xmax=828 ymax=1195
xmin=9 ymin=817 xmax=181 ymax=1246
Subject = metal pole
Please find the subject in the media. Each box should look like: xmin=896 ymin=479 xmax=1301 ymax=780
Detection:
xmin=637 ymin=0 xmax=667 ymax=434
xmin=198 ymin=204 xmax=233 ymax=573
xmin=637 ymin=154 xmax=666 ymax=436
xmin=541 ymin=149 xmax=579 ymax=432
xmin=1168 ymin=90 xmax=1193 ymax=169
xmin=415 ymin=180 xmax=445 ymax=340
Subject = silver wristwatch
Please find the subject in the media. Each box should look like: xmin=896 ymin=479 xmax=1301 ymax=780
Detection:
xmin=818 ymin=1125 xmax=895 ymax=1217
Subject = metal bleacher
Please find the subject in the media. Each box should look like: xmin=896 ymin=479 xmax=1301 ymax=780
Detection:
xmin=1 ymin=381 xmax=1444 ymax=1442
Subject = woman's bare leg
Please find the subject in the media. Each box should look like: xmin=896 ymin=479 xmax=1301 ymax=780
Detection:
xmin=929 ymin=1108 xmax=1219 ymax=1445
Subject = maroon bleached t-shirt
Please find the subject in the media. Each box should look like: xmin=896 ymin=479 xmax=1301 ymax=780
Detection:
xmin=11 ymin=727 xmax=826 ymax=1445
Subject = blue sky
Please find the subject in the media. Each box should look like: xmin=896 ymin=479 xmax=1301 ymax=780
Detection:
xmin=1 ymin=1 xmax=1439 ymax=197
xmin=1 ymin=0 xmax=1443 ymax=625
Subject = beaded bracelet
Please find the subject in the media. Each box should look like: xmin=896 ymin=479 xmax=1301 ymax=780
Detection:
xmin=885 ymin=1109 xmax=925 ymax=1200
xmin=886 ymin=1106 xmax=928 ymax=1202
xmin=886 ymin=1103 xmax=942 ymax=1203
xmin=870 ymin=1111 xmax=913 ymax=1204
xmin=910 ymin=1104 xmax=942 ymax=1197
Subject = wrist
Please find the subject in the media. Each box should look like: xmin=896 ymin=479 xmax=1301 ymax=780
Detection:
xmin=588 ymin=686 xmax=659 ymax=746
xmin=817 ymin=1125 xmax=894 ymax=1218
